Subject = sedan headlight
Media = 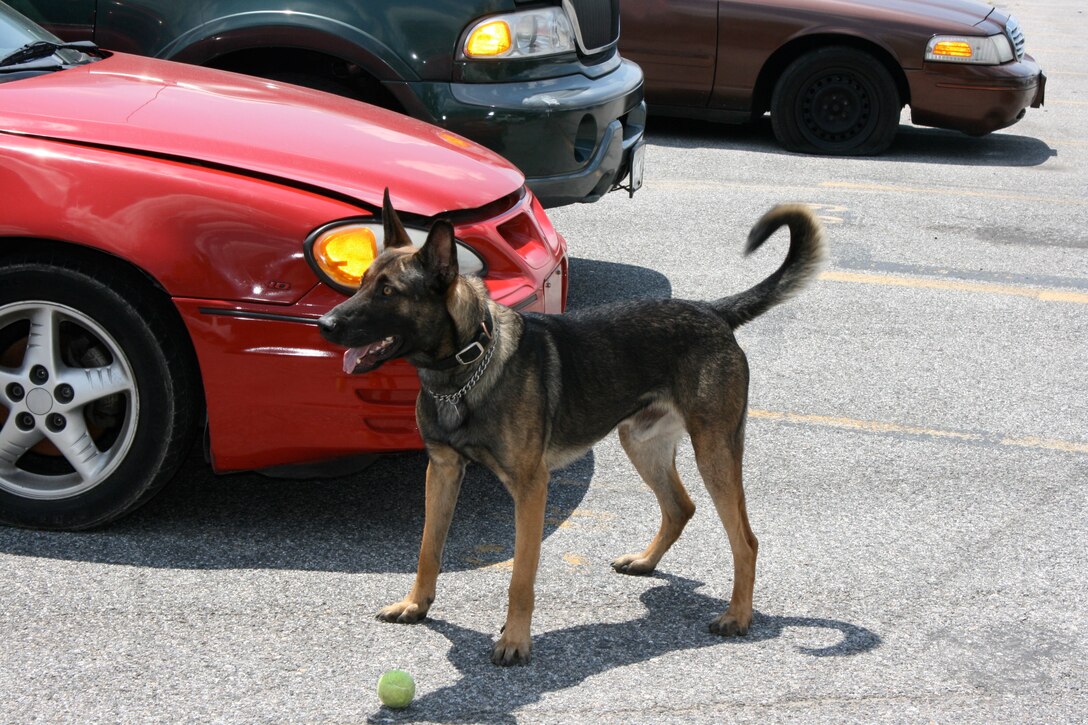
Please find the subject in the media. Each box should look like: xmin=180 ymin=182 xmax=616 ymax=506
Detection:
xmin=462 ymin=8 xmax=576 ymax=60
xmin=305 ymin=221 xmax=485 ymax=295
xmin=925 ymin=34 xmax=1015 ymax=64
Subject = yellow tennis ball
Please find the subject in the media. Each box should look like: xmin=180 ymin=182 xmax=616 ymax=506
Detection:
xmin=377 ymin=669 xmax=415 ymax=709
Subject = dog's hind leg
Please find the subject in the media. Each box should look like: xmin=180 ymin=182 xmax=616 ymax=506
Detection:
xmin=691 ymin=421 xmax=757 ymax=636
xmin=612 ymin=410 xmax=695 ymax=576
xmin=377 ymin=444 xmax=465 ymax=624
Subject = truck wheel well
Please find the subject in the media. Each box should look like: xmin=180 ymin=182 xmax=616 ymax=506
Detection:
xmin=206 ymin=47 xmax=404 ymax=112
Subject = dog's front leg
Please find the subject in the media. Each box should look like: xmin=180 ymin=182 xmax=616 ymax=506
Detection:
xmin=492 ymin=463 xmax=549 ymax=666
xmin=378 ymin=444 xmax=465 ymax=624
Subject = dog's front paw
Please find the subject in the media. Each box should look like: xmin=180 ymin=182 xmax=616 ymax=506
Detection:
xmin=611 ymin=553 xmax=656 ymax=576
xmin=709 ymin=609 xmax=751 ymax=637
xmin=377 ymin=599 xmax=429 ymax=624
xmin=491 ymin=633 xmax=532 ymax=666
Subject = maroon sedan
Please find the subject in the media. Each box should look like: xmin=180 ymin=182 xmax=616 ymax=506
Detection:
xmin=621 ymin=0 xmax=1046 ymax=154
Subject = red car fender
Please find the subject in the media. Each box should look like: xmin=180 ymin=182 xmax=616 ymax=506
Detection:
xmin=183 ymin=191 xmax=568 ymax=472
xmin=0 ymin=133 xmax=363 ymax=305
xmin=1 ymin=133 xmax=567 ymax=471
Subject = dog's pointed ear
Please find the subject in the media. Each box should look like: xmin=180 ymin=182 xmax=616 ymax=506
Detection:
xmin=382 ymin=188 xmax=413 ymax=250
xmin=418 ymin=220 xmax=458 ymax=287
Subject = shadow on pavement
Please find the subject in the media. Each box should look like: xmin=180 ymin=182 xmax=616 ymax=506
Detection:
xmin=0 ymin=450 xmax=595 ymax=574
xmin=566 ymin=257 xmax=673 ymax=309
xmin=0 ymin=258 xmax=680 ymax=571
xmin=370 ymin=573 xmax=882 ymax=723
xmin=0 ymin=257 xmax=677 ymax=571
xmin=647 ymin=115 xmax=1056 ymax=168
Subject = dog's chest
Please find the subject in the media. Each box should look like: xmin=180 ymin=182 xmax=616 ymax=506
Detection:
xmin=432 ymin=400 xmax=467 ymax=430
xmin=419 ymin=409 xmax=510 ymax=471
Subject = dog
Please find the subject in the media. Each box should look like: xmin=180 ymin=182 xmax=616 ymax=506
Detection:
xmin=318 ymin=191 xmax=826 ymax=665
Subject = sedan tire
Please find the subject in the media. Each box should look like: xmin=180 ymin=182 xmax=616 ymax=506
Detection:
xmin=771 ymin=46 xmax=901 ymax=155
xmin=0 ymin=257 xmax=199 ymax=530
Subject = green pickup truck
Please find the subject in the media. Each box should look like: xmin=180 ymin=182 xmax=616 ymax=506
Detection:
xmin=11 ymin=0 xmax=645 ymax=207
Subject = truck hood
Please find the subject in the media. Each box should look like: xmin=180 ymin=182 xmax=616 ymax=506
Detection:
xmin=0 ymin=53 xmax=524 ymax=217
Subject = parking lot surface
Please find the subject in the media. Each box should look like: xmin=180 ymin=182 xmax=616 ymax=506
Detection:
xmin=1 ymin=1 xmax=1085 ymax=722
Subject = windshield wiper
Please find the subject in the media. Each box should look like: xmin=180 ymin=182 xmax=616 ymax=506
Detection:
xmin=0 ymin=40 xmax=102 ymax=68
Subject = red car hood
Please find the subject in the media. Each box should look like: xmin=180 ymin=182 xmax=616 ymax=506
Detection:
xmin=0 ymin=53 xmax=524 ymax=217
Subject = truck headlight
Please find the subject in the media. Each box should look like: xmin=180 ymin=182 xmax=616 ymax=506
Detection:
xmin=462 ymin=8 xmax=576 ymax=60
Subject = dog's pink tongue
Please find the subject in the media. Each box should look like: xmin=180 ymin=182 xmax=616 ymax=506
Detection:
xmin=343 ymin=347 xmax=367 ymax=374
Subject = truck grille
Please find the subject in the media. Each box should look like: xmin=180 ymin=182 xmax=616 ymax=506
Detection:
xmin=565 ymin=0 xmax=620 ymax=54
xmin=1006 ymin=15 xmax=1025 ymax=60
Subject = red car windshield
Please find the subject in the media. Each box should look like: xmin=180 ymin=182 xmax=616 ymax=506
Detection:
xmin=0 ymin=3 xmax=100 ymax=76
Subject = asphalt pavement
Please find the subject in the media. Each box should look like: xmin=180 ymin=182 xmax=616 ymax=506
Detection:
xmin=2 ymin=0 xmax=1085 ymax=722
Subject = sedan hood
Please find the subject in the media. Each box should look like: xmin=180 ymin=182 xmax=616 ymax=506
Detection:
xmin=0 ymin=54 xmax=524 ymax=217
xmin=810 ymin=0 xmax=995 ymax=33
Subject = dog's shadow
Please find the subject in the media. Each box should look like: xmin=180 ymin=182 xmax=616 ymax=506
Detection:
xmin=370 ymin=573 xmax=881 ymax=723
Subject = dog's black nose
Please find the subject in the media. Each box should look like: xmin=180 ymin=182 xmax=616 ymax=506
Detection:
xmin=317 ymin=314 xmax=339 ymax=338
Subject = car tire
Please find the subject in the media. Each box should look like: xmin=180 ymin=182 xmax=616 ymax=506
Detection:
xmin=0 ymin=257 xmax=199 ymax=530
xmin=770 ymin=46 xmax=901 ymax=155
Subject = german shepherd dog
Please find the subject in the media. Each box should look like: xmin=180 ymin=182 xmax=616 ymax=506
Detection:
xmin=318 ymin=192 xmax=825 ymax=665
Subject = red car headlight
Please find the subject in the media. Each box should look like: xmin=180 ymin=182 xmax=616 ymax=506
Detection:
xmin=305 ymin=220 xmax=487 ymax=295
xmin=309 ymin=224 xmax=380 ymax=290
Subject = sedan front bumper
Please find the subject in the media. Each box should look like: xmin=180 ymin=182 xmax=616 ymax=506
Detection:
xmin=907 ymin=54 xmax=1045 ymax=136
xmin=180 ymin=190 xmax=568 ymax=472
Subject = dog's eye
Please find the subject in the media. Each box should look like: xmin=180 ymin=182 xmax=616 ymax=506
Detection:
xmin=382 ymin=285 xmax=394 ymax=297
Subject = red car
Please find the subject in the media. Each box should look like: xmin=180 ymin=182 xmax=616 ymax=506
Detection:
xmin=0 ymin=4 xmax=567 ymax=530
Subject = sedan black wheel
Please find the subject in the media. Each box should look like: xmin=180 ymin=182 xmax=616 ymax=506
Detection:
xmin=0 ymin=258 xmax=199 ymax=530
xmin=771 ymin=46 xmax=901 ymax=155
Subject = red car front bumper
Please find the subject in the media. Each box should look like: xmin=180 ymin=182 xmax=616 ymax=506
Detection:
xmin=176 ymin=191 xmax=567 ymax=472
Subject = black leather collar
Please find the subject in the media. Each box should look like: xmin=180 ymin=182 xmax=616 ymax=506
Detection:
xmin=430 ymin=305 xmax=495 ymax=371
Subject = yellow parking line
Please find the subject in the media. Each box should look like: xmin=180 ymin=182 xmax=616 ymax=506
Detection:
xmin=819 ymin=270 xmax=1088 ymax=304
xmin=749 ymin=409 xmax=981 ymax=441
xmin=749 ymin=409 xmax=1088 ymax=455
xmin=655 ymin=179 xmax=817 ymax=195
xmin=819 ymin=181 xmax=1088 ymax=206
xmin=562 ymin=552 xmax=589 ymax=568
xmin=999 ymin=436 xmax=1088 ymax=455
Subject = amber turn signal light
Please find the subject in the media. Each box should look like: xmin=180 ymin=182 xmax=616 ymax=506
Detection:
xmin=464 ymin=20 xmax=512 ymax=57
xmin=311 ymin=225 xmax=379 ymax=289
xmin=929 ymin=40 xmax=974 ymax=59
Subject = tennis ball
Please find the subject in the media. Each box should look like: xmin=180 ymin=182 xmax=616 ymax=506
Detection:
xmin=377 ymin=669 xmax=415 ymax=709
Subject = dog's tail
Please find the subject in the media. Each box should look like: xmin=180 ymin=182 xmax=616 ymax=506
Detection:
xmin=713 ymin=204 xmax=827 ymax=328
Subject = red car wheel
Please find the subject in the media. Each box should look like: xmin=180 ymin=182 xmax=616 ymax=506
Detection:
xmin=0 ymin=257 xmax=199 ymax=530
